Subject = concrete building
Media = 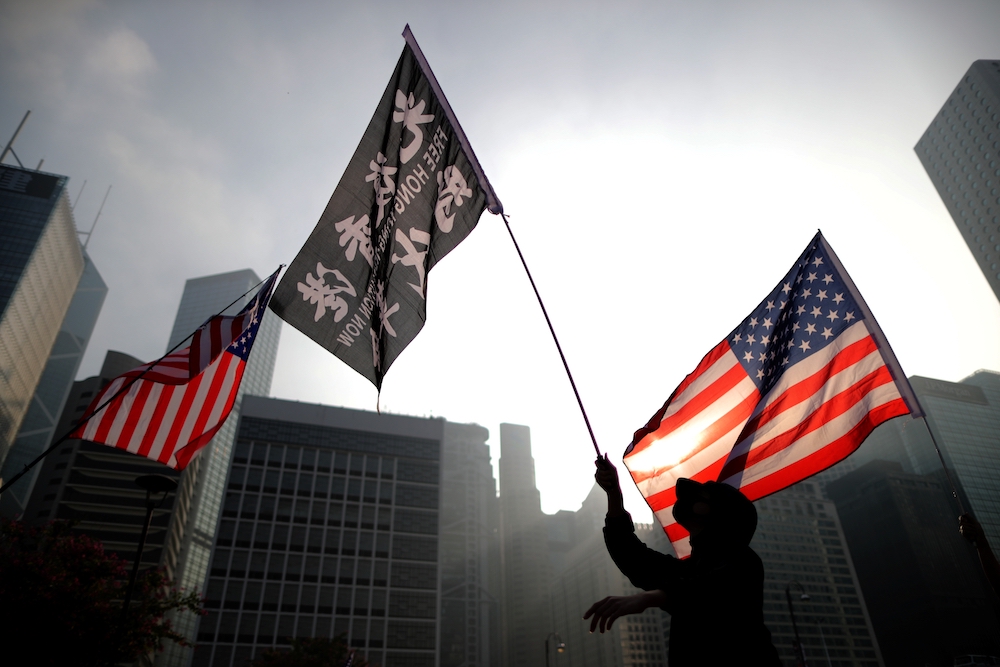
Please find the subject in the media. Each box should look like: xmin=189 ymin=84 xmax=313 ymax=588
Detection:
xmin=548 ymin=486 xmax=671 ymax=667
xmin=498 ymin=424 xmax=553 ymax=667
xmin=752 ymin=481 xmax=884 ymax=667
xmin=915 ymin=59 xmax=1000 ymax=302
xmin=24 ymin=350 xmax=179 ymax=573
xmin=827 ymin=461 xmax=1000 ymax=667
xmin=0 ymin=164 xmax=84 ymax=471
xmin=0 ymin=250 xmax=106 ymax=518
xmin=159 ymin=269 xmax=282 ymax=667
xmin=191 ymin=397 xmax=500 ymax=667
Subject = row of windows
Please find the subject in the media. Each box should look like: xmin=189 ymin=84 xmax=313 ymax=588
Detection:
xmin=211 ymin=547 xmax=439 ymax=584
xmin=222 ymin=485 xmax=438 ymax=524
xmin=238 ymin=425 xmax=440 ymax=462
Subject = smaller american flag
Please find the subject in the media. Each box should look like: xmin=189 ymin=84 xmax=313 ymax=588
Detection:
xmin=624 ymin=232 xmax=920 ymax=557
xmin=71 ymin=269 xmax=280 ymax=470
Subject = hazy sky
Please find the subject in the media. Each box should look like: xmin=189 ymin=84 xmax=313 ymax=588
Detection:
xmin=2 ymin=0 xmax=999 ymax=518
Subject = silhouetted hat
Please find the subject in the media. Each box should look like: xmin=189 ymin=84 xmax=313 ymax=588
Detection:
xmin=675 ymin=478 xmax=758 ymax=546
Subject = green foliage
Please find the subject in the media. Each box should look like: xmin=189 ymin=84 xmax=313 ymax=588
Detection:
xmin=249 ymin=635 xmax=369 ymax=667
xmin=0 ymin=519 xmax=204 ymax=667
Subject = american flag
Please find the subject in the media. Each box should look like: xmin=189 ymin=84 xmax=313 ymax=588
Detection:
xmin=71 ymin=269 xmax=280 ymax=470
xmin=624 ymin=232 xmax=920 ymax=558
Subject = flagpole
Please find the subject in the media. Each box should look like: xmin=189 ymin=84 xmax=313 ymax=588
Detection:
xmin=501 ymin=213 xmax=602 ymax=457
xmin=0 ymin=268 xmax=282 ymax=498
xmin=918 ymin=415 xmax=967 ymax=516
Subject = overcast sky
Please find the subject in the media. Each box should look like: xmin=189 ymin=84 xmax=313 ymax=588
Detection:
xmin=2 ymin=0 xmax=999 ymax=518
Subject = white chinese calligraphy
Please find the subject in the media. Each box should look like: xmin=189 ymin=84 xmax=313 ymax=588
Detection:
xmin=365 ymin=152 xmax=397 ymax=227
xmin=390 ymin=227 xmax=431 ymax=297
xmin=334 ymin=214 xmax=374 ymax=267
xmin=297 ymin=262 xmax=358 ymax=322
xmin=393 ymin=90 xmax=434 ymax=164
xmin=373 ymin=281 xmax=400 ymax=338
xmin=434 ymin=165 xmax=472 ymax=233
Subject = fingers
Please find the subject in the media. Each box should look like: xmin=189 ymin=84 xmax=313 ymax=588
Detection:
xmin=583 ymin=596 xmax=627 ymax=633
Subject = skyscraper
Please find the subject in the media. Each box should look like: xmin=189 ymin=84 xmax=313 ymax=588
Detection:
xmin=0 ymin=164 xmax=84 ymax=470
xmin=845 ymin=372 xmax=1000 ymax=563
xmin=915 ymin=60 xmax=1000 ymax=302
xmin=24 ymin=350 xmax=179 ymax=574
xmin=547 ymin=486 xmax=671 ymax=667
xmin=827 ymin=460 xmax=1000 ymax=667
xmin=498 ymin=424 xmax=552 ymax=667
xmin=192 ymin=396 xmax=500 ymax=667
xmin=751 ymin=481 xmax=884 ymax=667
xmin=159 ymin=269 xmax=281 ymax=667
xmin=0 ymin=250 xmax=106 ymax=517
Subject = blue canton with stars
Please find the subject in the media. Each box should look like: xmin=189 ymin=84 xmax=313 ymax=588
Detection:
xmin=728 ymin=234 xmax=863 ymax=394
xmin=226 ymin=272 xmax=278 ymax=361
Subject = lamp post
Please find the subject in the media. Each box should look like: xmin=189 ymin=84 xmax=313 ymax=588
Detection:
xmin=785 ymin=580 xmax=810 ymax=667
xmin=545 ymin=632 xmax=565 ymax=667
xmin=120 ymin=474 xmax=177 ymax=623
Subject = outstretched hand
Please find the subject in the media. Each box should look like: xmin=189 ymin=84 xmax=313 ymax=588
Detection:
xmin=583 ymin=591 xmax=666 ymax=633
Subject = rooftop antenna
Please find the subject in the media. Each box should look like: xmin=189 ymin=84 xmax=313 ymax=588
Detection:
xmin=80 ymin=185 xmax=111 ymax=250
xmin=73 ymin=180 xmax=88 ymax=210
xmin=0 ymin=110 xmax=31 ymax=168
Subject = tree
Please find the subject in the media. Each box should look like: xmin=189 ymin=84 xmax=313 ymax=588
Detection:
xmin=0 ymin=518 xmax=203 ymax=667
xmin=250 ymin=635 xmax=369 ymax=667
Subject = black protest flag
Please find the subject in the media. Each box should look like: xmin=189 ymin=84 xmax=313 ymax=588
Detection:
xmin=270 ymin=26 xmax=501 ymax=390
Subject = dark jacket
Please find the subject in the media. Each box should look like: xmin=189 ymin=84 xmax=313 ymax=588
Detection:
xmin=604 ymin=512 xmax=781 ymax=667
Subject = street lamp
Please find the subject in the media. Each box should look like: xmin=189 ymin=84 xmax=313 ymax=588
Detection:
xmin=545 ymin=632 xmax=566 ymax=667
xmin=785 ymin=580 xmax=810 ymax=667
xmin=120 ymin=474 xmax=178 ymax=623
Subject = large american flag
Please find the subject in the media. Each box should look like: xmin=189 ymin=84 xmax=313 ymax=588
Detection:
xmin=71 ymin=269 xmax=280 ymax=470
xmin=624 ymin=232 xmax=920 ymax=558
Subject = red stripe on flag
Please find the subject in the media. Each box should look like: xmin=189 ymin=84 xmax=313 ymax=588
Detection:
xmin=186 ymin=353 xmax=234 ymax=446
xmin=737 ymin=398 xmax=909 ymax=500
xmin=630 ymin=340 xmax=731 ymax=451
xmin=91 ymin=382 xmax=129 ymax=444
xmin=740 ymin=336 xmax=879 ymax=438
xmin=643 ymin=455 xmax=731 ymax=513
xmin=174 ymin=363 xmax=245 ymax=470
xmin=158 ymin=372 xmax=206 ymax=464
xmin=137 ymin=384 xmax=176 ymax=458
xmin=115 ymin=379 xmax=155 ymax=452
xmin=720 ymin=365 xmax=894 ymax=479
xmin=628 ymin=388 xmax=758 ymax=484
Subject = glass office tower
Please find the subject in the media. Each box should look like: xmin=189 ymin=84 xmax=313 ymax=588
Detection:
xmin=0 ymin=164 xmax=84 ymax=470
xmin=158 ymin=269 xmax=281 ymax=667
xmin=915 ymin=60 xmax=1000 ymax=302
xmin=0 ymin=250 xmax=106 ymax=517
xmin=193 ymin=396 xmax=499 ymax=667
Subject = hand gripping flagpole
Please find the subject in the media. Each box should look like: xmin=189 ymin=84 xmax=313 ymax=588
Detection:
xmin=0 ymin=267 xmax=283 ymax=498
xmin=403 ymin=25 xmax=601 ymax=457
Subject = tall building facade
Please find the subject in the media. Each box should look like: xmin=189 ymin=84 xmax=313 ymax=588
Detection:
xmin=548 ymin=486 xmax=671 ymax=667
xmin=0 ymin=250 xmax=107 ymax=517
xmin=915 ymin=59 xmax=1000 ymax=302
xmin=192 ymin=397 xmax=499 ymax=667
xmin=827 ymin=461 xmax=1000 ymax=667
xmin=498 ymin=424 xmax=552 ymax=667
xmin=0 ymin=164 xmax=84 ymax=470
xmin=752 ymin=481 xmax=884 ymax=667
xmin=24 ymin=350 xmax=180 ymax=572
xmin=160 ymin=269 xmax=281 ymax=667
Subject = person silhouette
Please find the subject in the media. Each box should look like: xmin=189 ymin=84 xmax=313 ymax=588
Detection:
xmin=584 ymin=455 xmax=781 ymax=667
